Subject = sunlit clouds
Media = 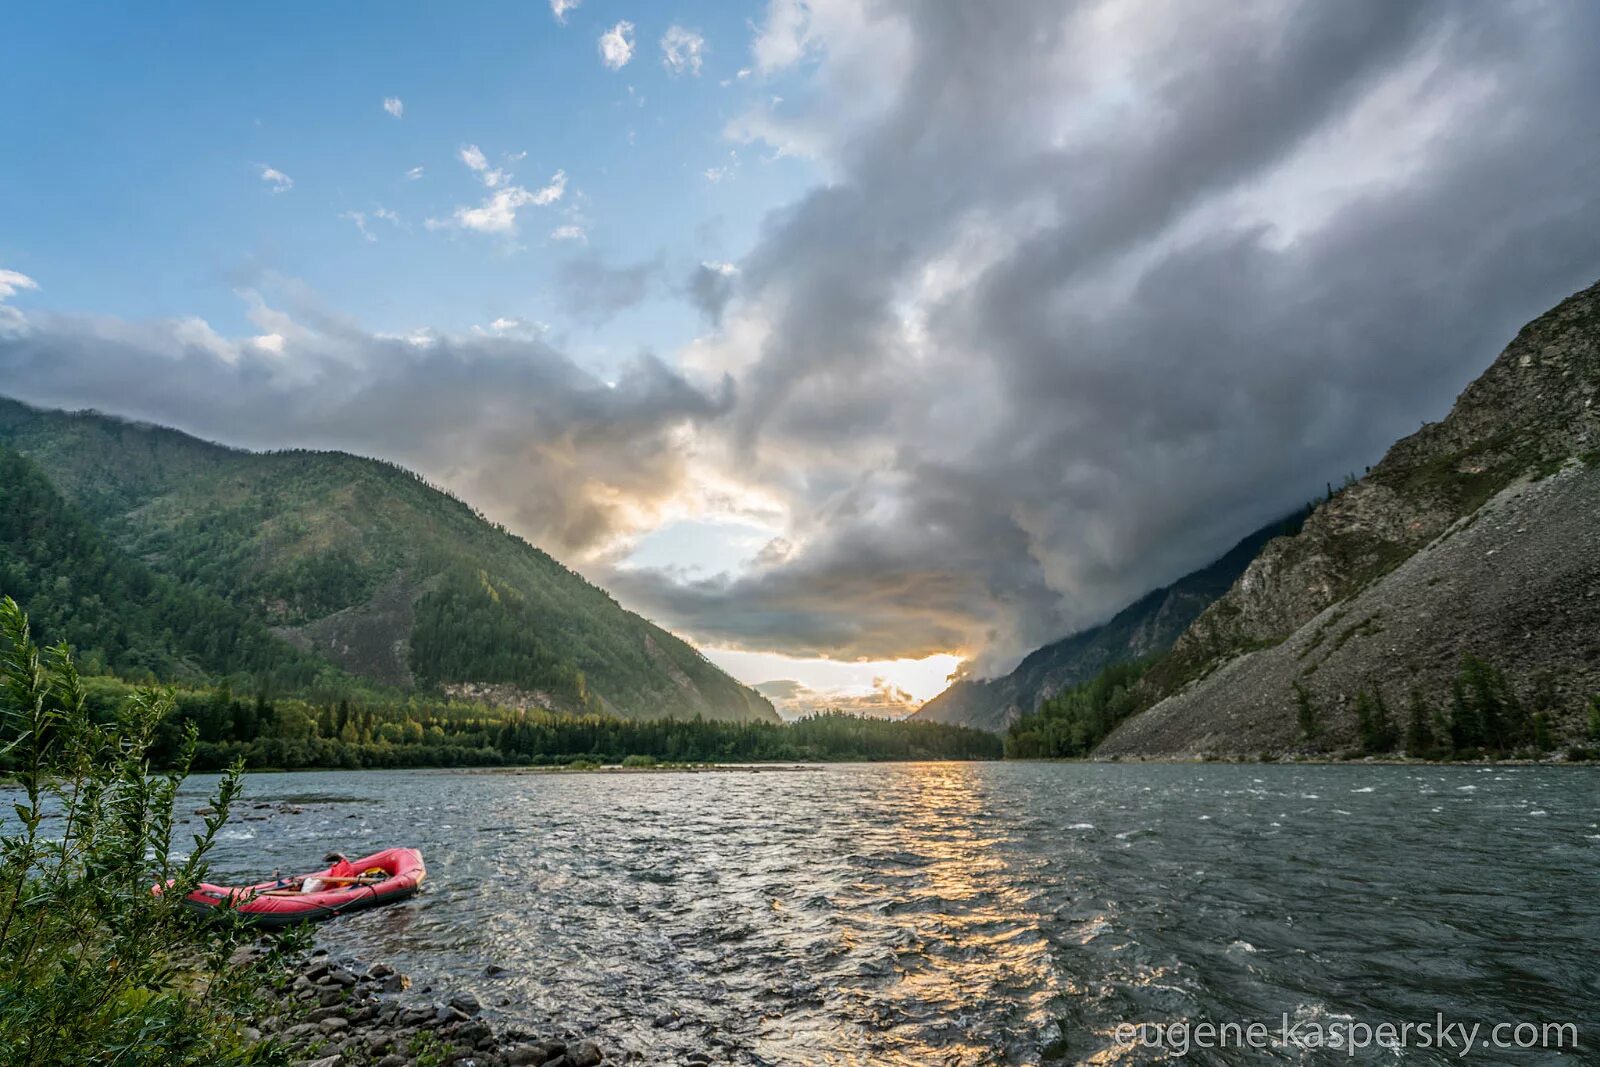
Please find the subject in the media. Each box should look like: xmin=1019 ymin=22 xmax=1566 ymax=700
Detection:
xmin=5 ymin=0 xmax=1600 ymax=697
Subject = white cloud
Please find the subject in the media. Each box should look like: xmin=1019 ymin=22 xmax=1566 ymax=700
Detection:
xmin=478 ymin=316 xmax=548 ymax=338
xmin=550 ymin=224 xmax=587 ymax=242
xmin=341 ymin=211 xmax=376 ymax=242
xmin=751 ymin=0 xmax=810 ymax=75
xmin=661 ymin=26 xmax=706 ymax=76
xmin=257 ymin=165 xmax=294 ymax=193
xmin=430 ymin=150 xmax=567 ymax=235
xmin=383 ymin=96 xmax=404 ymax=119
xmin=599 ymin=21 xmax=635 ymax=70
xmin=433 ymin=171 xmax=567 ymax=235
xmin=550 ymin=0 xmax=580 ymax=24
xmin=0 ymin=269 xmax=39 ymax=300
xmin=458 ymin=144 xmax=509 ymax=188
xmin=404 ymin=166 xmax=425 ymax=181
xmin=704 ymin=167 xmax=729 ymax=183
xmin=340 ymin=207 xmax=402 ymax=242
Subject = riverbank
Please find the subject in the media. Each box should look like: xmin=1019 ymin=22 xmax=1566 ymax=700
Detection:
xmin=253 ymin=947 xmax=618 ymax=1067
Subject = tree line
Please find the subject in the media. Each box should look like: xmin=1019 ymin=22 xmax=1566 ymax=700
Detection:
xmin=47 ymin=679 xmax=1003 ymax=771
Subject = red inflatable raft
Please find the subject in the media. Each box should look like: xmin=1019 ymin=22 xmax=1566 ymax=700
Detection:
xmin=180 ymin=847 xmax=425 ymax=928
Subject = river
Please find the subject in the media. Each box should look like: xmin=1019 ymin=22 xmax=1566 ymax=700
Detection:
xmin=187 ymin=762 xmax=1600 ymax=1065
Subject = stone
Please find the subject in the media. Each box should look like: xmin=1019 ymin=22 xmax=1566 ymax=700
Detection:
xmin=327 ymin=967 xmax=358 ymax=987
xmin=281 ymin=1022 xmax=320 ymax=1043
xmin=484 ymin=964 xmax=510 ymax=978
xmin=569 ymin=1041 xmax=603 ymax=1067
xmin=436 ymin=1004 xmax=471 ymax=1026
xmin=367 ymin=962 xmax=395 ymax=979
xmin=376 ymin=1057 xmax=408 ymax=1067
xmin=318 ymin=988 xmax=345 ymax=1007
xmin=455 ymin=1021 xmax=492 ymax=1044
xmin=449 ymin=991 xmax=483 ymax=1016
xmin=318 ymin=1017 xmax=350 ymax=1036
xmin=383 ymin=973 xmax=412 ymax=994
xmin=297 ymin=1056 xmax=342 ymax=1067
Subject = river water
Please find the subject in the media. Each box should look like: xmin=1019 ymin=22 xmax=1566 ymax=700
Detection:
xmin=186 ymin=762 xmax=1600 ymax=1065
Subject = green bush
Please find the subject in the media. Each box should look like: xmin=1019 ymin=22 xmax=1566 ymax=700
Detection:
xmin=0 ymin=596 xmax=292 ymax=1065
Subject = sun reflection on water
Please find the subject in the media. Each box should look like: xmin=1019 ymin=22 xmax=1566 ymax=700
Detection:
xmin=755 ymin=762 xmax=1065 ymax=1065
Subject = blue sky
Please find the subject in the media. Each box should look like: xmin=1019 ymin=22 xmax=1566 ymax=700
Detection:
xmin=2 ymin=2 xmax=808 ymax=367
xmin=4 ymin=2 xmax=1599 ymax=717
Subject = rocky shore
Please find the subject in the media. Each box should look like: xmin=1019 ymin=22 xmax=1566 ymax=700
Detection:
xmin=254 ymin=948 xmax=618 ymax=1067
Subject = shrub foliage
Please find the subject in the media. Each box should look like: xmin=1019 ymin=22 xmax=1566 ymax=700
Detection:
xmin=0 ymin=596 xmax=290 ymax=1066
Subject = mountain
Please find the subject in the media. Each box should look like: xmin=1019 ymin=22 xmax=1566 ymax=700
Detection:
xmin=0 ymin=446 xmax=333 ymax=687
xmin=0 ymin=398 xmax=778 ymax=722
xmin=911 ymin=516 xmax=1300 ymax=732
xmin=1100 ymin=279 xmax=1600 ymax=757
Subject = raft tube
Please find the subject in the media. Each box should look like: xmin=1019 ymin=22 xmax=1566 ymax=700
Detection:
xmin=180 ymin=847 xmax=425 ymax=928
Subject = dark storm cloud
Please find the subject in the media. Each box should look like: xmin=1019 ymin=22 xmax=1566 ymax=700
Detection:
xmin=620 ymin=0 xmax=1600 ymax=672
xmin=685 ymin=261 xmax=737 ymax=325
xmin=555 ymin=252 xmax=665 ymax=324
xmin=5 ymin=0 xmax=1600 ymax=678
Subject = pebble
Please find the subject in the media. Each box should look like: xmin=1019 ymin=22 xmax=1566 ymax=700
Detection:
xmin=253 ymin=952 xmax=610 ymax=1067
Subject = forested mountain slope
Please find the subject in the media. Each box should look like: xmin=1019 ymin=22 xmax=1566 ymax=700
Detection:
xmin=0 ymin=445 xmax=332 ymax=688
xmin=0 ymin=399 xmax=777 ymax=722
xmin=1101 ymin=279 xmax=1600 ymax=756
xmin=911 ymin=516 xmax=1298 ymax=732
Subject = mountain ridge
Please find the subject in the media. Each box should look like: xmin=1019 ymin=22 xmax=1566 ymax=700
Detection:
xmin=911 ymin=514 xmax=1301 ymax=732
xmin=1100 ymin=278 xmax=1600 ymax=756
xmin=0 ymin=397 xmax=778 ymax=722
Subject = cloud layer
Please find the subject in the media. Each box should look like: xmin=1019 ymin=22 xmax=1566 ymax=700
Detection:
xmin=616 ymin=0 xmax=1600 ymax=673
xmin=0 ymin=276 xmax=731 ymax=558
xmin=7 ymin=0 xmax=1600 ymax=681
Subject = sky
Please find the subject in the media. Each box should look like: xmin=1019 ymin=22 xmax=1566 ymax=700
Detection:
xmin=3 ymin=1 xmax=1600 ymax=718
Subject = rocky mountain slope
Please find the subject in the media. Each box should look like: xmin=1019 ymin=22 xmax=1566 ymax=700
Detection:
xmin=1100 ymin=279 xmax=1600 ymax=757
xmin=911 ymin=516 xmax=1298 ymax=731
xmin=0 ymin=399 xmax=777 ymax=722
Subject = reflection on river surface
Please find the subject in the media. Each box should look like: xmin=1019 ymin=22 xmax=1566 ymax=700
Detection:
xmin=187 ymin=762 xmax=1600 ymax=1065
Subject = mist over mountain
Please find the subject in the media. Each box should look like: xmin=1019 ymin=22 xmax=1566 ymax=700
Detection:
xmin=912 ymin=516 xmax=1300 ymax=732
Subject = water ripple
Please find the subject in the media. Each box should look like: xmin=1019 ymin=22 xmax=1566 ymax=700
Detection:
xmin=183 ymin=762 xmax=1600 ymax=1065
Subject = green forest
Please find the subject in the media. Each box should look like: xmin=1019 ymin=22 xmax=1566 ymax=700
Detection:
xmin=1003 ymin=659 xmax=1152 ymax=758
xmin=67 ymin=679 xmax=1003 ymax=770
xmin=0 ymin=447 xmax=337 ymax=690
